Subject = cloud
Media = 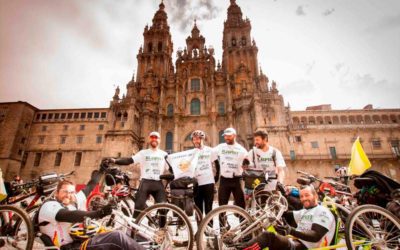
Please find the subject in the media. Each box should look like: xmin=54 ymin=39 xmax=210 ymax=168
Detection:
xmin=364 ymin=14 xmax=400 ymax=34
xmin=322 ymin=8 xmax=335 ymax=16
xmin=280 ymin=79 xmax=315 ymax=94
xmin=296 ymin=5 xmax=306 ymax=16
xmin=305 ymin=61 xmax=316 ymax=75
xmin=165 ymin=0 xmax=222 ymax=32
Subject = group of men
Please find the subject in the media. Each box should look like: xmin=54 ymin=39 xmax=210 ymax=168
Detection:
xmin=36 ymin=127 xmax=336 ymax=250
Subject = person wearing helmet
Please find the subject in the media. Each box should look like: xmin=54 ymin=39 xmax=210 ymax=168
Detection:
xmin=38 ymin=179 xmax=144 ymax=249
xmin=106 ymin=131 xmax=169 ymax=218
xmin=191 ymin=130 xmax=219 ymax=216
xmin=211 ymin=127 xmax=249 ymax=209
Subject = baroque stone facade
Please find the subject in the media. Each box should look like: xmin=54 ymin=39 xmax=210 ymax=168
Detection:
xmin=1 ymin=1 xmax=399 ymax=184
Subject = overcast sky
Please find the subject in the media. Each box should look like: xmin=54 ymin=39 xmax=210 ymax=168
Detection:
xmin=1 ymin=0 xmax=399 ymax=111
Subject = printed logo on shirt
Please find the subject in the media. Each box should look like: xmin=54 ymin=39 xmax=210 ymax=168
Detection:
xmin=221 ymin=149 xmax=239 ymax=155
xmin=145 ymin=156 xmax=163 ymax=161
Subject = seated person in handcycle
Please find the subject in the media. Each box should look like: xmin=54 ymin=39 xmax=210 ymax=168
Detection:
xmin=239 ymin=185 xmax=335 ymax=250
xmin=38 ymin=167 xmax=144 ymax=249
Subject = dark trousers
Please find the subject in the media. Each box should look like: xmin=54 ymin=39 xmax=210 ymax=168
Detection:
xmin=61 ymin=231 xmax=145 ymax=250
xmin=194 ymin=183 xmax=215 ymax=215
xmin=241 ymin=231 xmax=306 ymax=250
xmin=133 ymin=179 xmax=166 ymax=218
xmin=86 ymin=231 xmax=145 ymax=250
xmin=218 ymin=177 xmax=245 ymax=209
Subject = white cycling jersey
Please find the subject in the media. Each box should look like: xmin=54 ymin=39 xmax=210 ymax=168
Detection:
xmin=132 ymin=148 xmax=168 ymax=181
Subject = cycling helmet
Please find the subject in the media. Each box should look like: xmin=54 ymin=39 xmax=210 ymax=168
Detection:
xmin=191 ymin=130 xmax=205 ymax=139
xmin=112 ymin=185 xmax=130 ymax=197
xmin=69 ymin=220 xmax=101 ymax=240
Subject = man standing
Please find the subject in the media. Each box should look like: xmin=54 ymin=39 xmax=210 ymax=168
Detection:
xmin=247 ymin=130 xmax=286 ymax=191
xmin=108 ymin=131 xmax=169 ymax=217
xmin=191 ymin=130 xmax=218 ymax=216
xmin=213 ymin=127 xmax=248 ymax=209
xmin=240 ymin=185 xmax=335 ymax=250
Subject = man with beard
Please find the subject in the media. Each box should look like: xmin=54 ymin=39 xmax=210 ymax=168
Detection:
xmin=212 ymin=127 xmax=248 ymax=209
xmin=191 ymin=130 xmax=219 ymax=216
xmin=239 ymin=185 xmax=335 ymax=250
xmin=38 ymin=179 xmax=144 ymax=249
xmin=247 ymin=130 xmax=286 ymax=191
xmin=107 ymin=131 xmax=169 ymax=218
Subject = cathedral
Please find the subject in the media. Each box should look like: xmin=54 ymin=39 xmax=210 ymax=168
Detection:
xmin=1 ymin=0 xmax=399 ymax=184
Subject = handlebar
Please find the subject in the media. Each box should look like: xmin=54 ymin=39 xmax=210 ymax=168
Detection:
xmin=11 ymin=171 xmax=75 ymax=191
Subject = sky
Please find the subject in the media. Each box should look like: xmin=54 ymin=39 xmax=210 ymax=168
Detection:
xmin=0 ymin=0 xmax=399 ymax=111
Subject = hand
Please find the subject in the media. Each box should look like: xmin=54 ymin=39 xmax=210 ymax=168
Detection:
xmin=275 ymin=224 xmax=293 ymax=236
xmin=97 ymin=204 xmax=114 ymax=218
xmin=100 ymin=158 xmax=114 ymax=172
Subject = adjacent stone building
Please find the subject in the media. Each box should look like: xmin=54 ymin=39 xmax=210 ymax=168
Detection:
xmin=1 ymin=0 xmax=399 ymax=184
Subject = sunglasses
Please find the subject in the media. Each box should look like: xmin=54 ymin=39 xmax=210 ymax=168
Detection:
xmin=150 ymin=136 xmax=159 ymax=139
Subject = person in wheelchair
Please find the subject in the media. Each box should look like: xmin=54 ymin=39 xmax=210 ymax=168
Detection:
xmin=38 ymin=179 xmax=144 ymax=250
xmin=239 ymin=185 xmax=335 ymax=250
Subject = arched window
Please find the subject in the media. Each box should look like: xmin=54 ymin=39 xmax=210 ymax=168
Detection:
xmin=218 ymin=101 xmax=225 ymax=115
xmin=185 ymin=133 xmax=192 ymax=141
xmin=191 ymin=78 xmax=200 ymax=91
xmin=167 ymin=104 xmax=174 ymax=117
xmin=190 ymin=98 xmax=200 ymax=115
xmin=148 ymin=42 xmax=153 ymax=52
xmin=241 ymin=36 xmax=246 ymax=46
xmin=158 ymin=42 xmax=163 ymax=52
xmin=231 ymin=37 xmax=237 ymax=47
xmin=166 ymin=132 xmax=173 ymax=153
xmin=219 ymin=130 xmax=224 ymax=143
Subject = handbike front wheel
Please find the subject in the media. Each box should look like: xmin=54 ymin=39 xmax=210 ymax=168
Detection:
xmin=0 ymin=205 xmax=34 ymax=250
xmin=345 ymin=204 xmax=400 ymax=250
xmin=196 ymin=205 xmax=257 ymax=250
xmin=134 ymin=203 xmax=194 ymax=250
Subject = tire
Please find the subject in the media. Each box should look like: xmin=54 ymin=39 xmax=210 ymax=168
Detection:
xmin=135 ymin=203 xmax=194 ymax=249
xmin=194 ymin=204 xmax=203 ymax=225
xmin=86 ymin=192 xmax=105 ymax=211
xmin=196 ymin=205 xmax=257 ymax=250
xmin=345 ymin=204 xmax=400 ymax=250
xmin=0 ymin=205 xmax=34 ymax=250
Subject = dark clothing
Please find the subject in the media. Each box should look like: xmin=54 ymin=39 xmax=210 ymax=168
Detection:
xmin=241 ymin=232 xmax=306 ymax=250
xmin=133 ymin=179 xmax=167 ymax=218
xmin=61 ymin=231 xmax=144 ymax=250
xmin=114 ymin=157 xmax=134 ymax=165
xmin=55 ymin=209 xmax=102 ymax=223
xmin=218 ymin=177 xmax=245 ymax=209
xmin=194 ymin=183 xmax=214 ymax=215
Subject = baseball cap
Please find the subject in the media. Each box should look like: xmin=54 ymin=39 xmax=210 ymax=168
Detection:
xmin=149 ymin=131 xmax=161 ymax=138
xmin=223 ymin=127 xmax=236 ymax=136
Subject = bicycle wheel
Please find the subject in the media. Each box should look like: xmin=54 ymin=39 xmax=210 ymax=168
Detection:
xmin=196 ymin=205 xmax=257 ymax=250
xmin=134 ymin=203 xmax=194 ymax=249
xmin=194 ymin=204 xmax=203 ymax=225
xmin=345 ymin=204 xmax=400 ymax=250
xmin=0 ymin=205 xmax=34 ymax=250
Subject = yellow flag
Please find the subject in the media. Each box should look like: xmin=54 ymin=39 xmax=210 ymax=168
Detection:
xmin=0 ymin=169 xmax=7 ymax=202
xmin=348 ymin=137 xmax=371 ymax=175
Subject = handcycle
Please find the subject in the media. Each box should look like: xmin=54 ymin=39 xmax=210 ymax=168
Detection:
xmin=99 ymin=195 xmax=195 ymax=249
xmin=0 ymin=204 xmax=34 ymax=250
xmin=196 ymin=191 xmax=289 ymax=249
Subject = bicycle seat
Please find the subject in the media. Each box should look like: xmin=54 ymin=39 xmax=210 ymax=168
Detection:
xmin=160 ymin=174 xmax=174 ymax=181
xmin=297 ymin=177 xmax=311 ymax=185
xmin=354 ymin=177 xmax=375 ymax=189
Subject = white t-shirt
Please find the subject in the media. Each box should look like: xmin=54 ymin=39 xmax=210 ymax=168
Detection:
xmin=38 ymin=191 xmax=86 ymax=246
xmin=212 ymin=143 xmax=248 ymax=178
xmin=248 ymin=146 xmax=286 ymax=190
xmin=293 ymin=205 xmax=335 ymax=249
xmin=132 ymin=148 xmax=168 ymax=181
xmin=194 ymin=146 xmax=215 ymax=186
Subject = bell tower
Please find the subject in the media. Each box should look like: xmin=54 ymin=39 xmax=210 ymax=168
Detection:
xmin=222 ymin=0 xmax=259 ymax=79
